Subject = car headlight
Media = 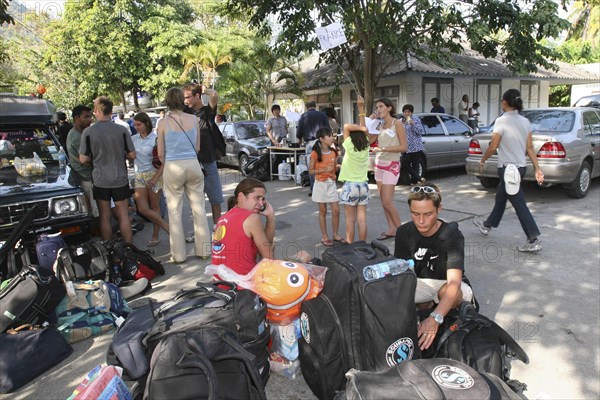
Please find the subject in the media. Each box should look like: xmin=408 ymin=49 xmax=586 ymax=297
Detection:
xmin=52 ymin=197 xmax=79 ymax=215
xmin=258 ymin=148 xmax=268 ymax=155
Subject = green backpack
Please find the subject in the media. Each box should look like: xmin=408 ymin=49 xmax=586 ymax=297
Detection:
xmin=56 ymin=280 xmax=116 ymax=343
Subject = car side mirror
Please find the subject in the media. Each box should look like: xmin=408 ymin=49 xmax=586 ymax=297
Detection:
xmin=225 ymin=134 xmax=235 ymax=142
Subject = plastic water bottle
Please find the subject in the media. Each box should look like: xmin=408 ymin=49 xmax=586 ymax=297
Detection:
xmin=58 ymin=146 xmax=67 ymax=170
xmin=363 ymin=259 xmax=415 ymax=281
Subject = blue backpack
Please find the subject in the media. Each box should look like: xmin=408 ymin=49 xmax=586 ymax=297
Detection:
xmin=35 ymin=233 xmax=66 ymax=272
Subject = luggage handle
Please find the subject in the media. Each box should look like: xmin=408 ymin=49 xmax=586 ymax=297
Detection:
xmin=354 ymin=247 xmax=377 ymax=260
xmin=177 ymin=352 xmax=218 ymax=400
xmin=370 ymin=240 xmax=390 ymax=257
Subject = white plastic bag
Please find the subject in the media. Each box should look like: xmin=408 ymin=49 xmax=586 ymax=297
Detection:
xmin=14 ymin=151 xmax=46 ymax=176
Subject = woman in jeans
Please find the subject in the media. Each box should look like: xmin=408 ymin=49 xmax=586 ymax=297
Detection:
xmin=473 ymin=89 xmax=545 ymax=252
xmin=157 ymin=87 xmax=210 ymax=263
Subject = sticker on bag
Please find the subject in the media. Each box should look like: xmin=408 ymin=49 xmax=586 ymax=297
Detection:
xmin=385 ymin=337 xmax=414 ymax=366
xmin=431 ymin=364 xmax=474 ymax=390
xmin=300 ymin=312 xmax=310 ymax=344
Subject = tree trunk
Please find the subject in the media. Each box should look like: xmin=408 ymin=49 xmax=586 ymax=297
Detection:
xmin=120 ymin=90 xmax=127 ymax=112
xmin=132 ymin=87 xmax=139 ymax=110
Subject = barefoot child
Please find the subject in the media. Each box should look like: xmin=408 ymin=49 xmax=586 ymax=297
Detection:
xmin=310 ymin=127 xmax=345 ymax=247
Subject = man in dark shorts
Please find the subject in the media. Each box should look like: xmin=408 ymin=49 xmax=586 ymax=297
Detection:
xmin=79 ymin=96 xmax=136 ymax=243
xmin=394 ymin=183 xmax=473 ymax=351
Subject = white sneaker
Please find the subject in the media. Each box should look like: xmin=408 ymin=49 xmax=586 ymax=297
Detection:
xmin=120 ymin=278 xmax=149 ymax=299
xmin=472 ymin=216 xmax=490 ymax=235
xmin=185 ymin=235 xmax=195 ymax=243
xmin=517 ymin=239 xmax=542 ymax=252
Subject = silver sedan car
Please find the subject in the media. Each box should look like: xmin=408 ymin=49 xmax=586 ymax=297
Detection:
xmin=465 ymin=107 xmax=600 ymax=198
xmin=368 ymin=113 xmax=474 ymax=184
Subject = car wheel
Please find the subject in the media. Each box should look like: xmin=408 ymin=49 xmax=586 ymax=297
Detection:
xmin=480 ymin=177 xmax=500 ymax=188
xmin=566 ymin=161 xmax=591 ymax=199
xmin=238 ymin=154 xmax=249 ymax=176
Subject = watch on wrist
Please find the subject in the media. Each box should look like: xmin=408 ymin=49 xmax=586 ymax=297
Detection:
xmin=430 ymin=312 xmax=444 ymax=324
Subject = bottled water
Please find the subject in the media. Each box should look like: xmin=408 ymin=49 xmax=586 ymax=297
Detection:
xmin=58 ymin=146 xmax=67 ymax=170
xmin=363 ymin=259 xmax=415 ymax=281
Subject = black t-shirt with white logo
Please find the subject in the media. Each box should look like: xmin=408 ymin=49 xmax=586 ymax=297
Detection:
xmin=394 ymin=221 xmax=464 ymax=280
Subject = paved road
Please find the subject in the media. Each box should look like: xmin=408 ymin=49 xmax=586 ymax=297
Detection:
xmin=9 ymin=167 xmax=599 ymax=399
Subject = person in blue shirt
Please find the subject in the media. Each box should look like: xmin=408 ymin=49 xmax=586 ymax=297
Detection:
xmin=430 ymin=98 xmax=446 ymax=113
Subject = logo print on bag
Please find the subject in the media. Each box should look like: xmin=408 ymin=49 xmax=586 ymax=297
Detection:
xmin=432 ymin=365 xmax=474 ymax=390
xmin=300 ymin=312 xmax=310 ymax=344
xmin=385 ymin=337 xmax=414 ymax=366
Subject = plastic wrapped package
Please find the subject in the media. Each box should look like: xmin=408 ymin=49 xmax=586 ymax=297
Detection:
xmin=205 ymin=259 xmax=327 ymax=325
xmin=14 ymin=152 xmax=46 ymax=176
xmin=270 ymin=319 xmax=301 ymax=361
xmin=269 ymin=353 xmax=301 ymax=379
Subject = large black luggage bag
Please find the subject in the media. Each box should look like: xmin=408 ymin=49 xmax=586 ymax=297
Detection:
xmin=55 ymin=242 xmax=110 ymax=282
xmin=107 ymin=282 xmax=270 ymax=386
xmin=143 ymin=326 xmax=267 ymax=400
xmin=337 ymin=358 xmax=523 ymax=400
xmin=0 ymin=265 xmax=66 ymax=332
xmin=299 ymin=240 xmax=419 ymax=400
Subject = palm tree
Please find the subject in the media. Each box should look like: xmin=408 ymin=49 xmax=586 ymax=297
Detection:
xmin=197 ymin=42 xmax=232 ymax=88
xmin=180 ymin=44 xmax=204 ymax=83
xmin=567 ymin=0 xmax=600 ymax=43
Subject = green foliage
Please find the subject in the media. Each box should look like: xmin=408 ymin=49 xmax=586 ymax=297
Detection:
xmin=42 ymin=0 xmax=198 ymax=110
xmin=225 ymin=0 xmax=570 ymax=110
xmin=549 ymin=85 xmax=571 ymax=107
xmin=554 ymin=39 xmax=600 ymax=64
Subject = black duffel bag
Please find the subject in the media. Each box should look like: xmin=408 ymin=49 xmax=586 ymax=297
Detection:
xmin=143 ymin=326 xmax=266 ymax=400
xmin=55 ymin=242 xmax=110 ymax=282
xmin=0 ymin=325 xmax=73 ymax=393
xmin=427 ymin=302 xmax=530 ymax=394
xmin=337 ymin=358 xmax=523 ymax=400
xmin=107 ymin=281 xmax=269 ymax=386
xmin=0 ymin=265 xmax=66 ymax=332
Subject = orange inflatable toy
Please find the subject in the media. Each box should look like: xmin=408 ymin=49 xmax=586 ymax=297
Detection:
xmin=205 ymin=259 xmax=327 ymax=325
xmin=248 ymin=259 xmax=325 ymax=325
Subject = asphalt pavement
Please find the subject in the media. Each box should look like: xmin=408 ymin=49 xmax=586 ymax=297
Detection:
xmin=8 ymin=167 xmax=599 ymax=400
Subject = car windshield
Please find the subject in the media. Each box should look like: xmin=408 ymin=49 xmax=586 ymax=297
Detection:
xmin=573 ymin=95 xmax=600 ymax=108
xmin=520 ymin=110 xmax=575 ymax=133
xmin=235 ymin=122 xmax=267 ymax=139
xmin=0 ymin=129 xmax=59 ymax=166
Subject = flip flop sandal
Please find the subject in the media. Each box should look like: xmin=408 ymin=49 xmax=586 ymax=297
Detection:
xmin=376 ymin=232 xmax=395 ymax=240
xmin=333 ymin=237 xmax=348 ymax=244
xmin=147 ymin=240 xmax=160 ymax=247
xmin=321 ymin=239 xmax=334 ymax=247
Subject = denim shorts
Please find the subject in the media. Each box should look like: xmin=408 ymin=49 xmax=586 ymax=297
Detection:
xmin=202 ymin=161 xmax=224 ymax=205
xmin=339 ymin=181 xmax=370 ymax=206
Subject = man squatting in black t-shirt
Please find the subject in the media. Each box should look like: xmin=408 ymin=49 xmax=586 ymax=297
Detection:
xmin=394 ymin=183 xmax=473 ymax=351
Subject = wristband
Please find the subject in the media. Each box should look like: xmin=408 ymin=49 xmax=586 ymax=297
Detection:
xmin=358 ymin=113 xmax=365 ymax=117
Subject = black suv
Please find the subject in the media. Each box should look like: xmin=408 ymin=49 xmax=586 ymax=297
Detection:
xmin=0 ymin=96 xmax=92 ymax=264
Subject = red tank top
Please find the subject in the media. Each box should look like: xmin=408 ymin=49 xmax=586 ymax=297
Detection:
xmin=211 ymin=207 xmax=258 ymax=275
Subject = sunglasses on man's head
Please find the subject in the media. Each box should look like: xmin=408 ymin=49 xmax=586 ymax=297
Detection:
xmin=409 ymin=186 xmax=438 ymax=194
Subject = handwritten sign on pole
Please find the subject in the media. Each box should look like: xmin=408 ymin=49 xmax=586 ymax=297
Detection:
xmin=315 ymin=22 xmax=347 ymax=51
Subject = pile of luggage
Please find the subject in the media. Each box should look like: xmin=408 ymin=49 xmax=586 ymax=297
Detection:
xmin=0 ymin=233 xmax=164 ymax=394
xmin=1 ymin=233 xmax=531 ymax=399
xmin=298 ymin=240 xmax=530 ymax=399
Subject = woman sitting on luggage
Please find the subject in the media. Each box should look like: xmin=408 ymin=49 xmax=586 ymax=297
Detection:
xmin=211 ymin=178 xmax=311 ymax=275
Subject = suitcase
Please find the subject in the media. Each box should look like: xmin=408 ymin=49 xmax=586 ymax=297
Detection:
xmin=338 ymin=358 xmax=523 ymax=400
xmin=35 ymin=233 xmax=66 ymax=272
xmin=299 ymin=240 xmax=419 ymax=400
xmin=0 ymin=265 xmax=66 ymax=332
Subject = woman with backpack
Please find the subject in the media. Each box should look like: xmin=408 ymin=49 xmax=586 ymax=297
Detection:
xmin=309 ymin=127 xmax=345 ymax=247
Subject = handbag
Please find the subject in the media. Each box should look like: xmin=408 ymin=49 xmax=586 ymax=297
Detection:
xmin=151 ymin=138 xmax=161 ymax=169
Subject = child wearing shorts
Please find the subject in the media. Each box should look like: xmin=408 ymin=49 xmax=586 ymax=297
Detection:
xmin=309 ymin=127 xmax=345 ymax=247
